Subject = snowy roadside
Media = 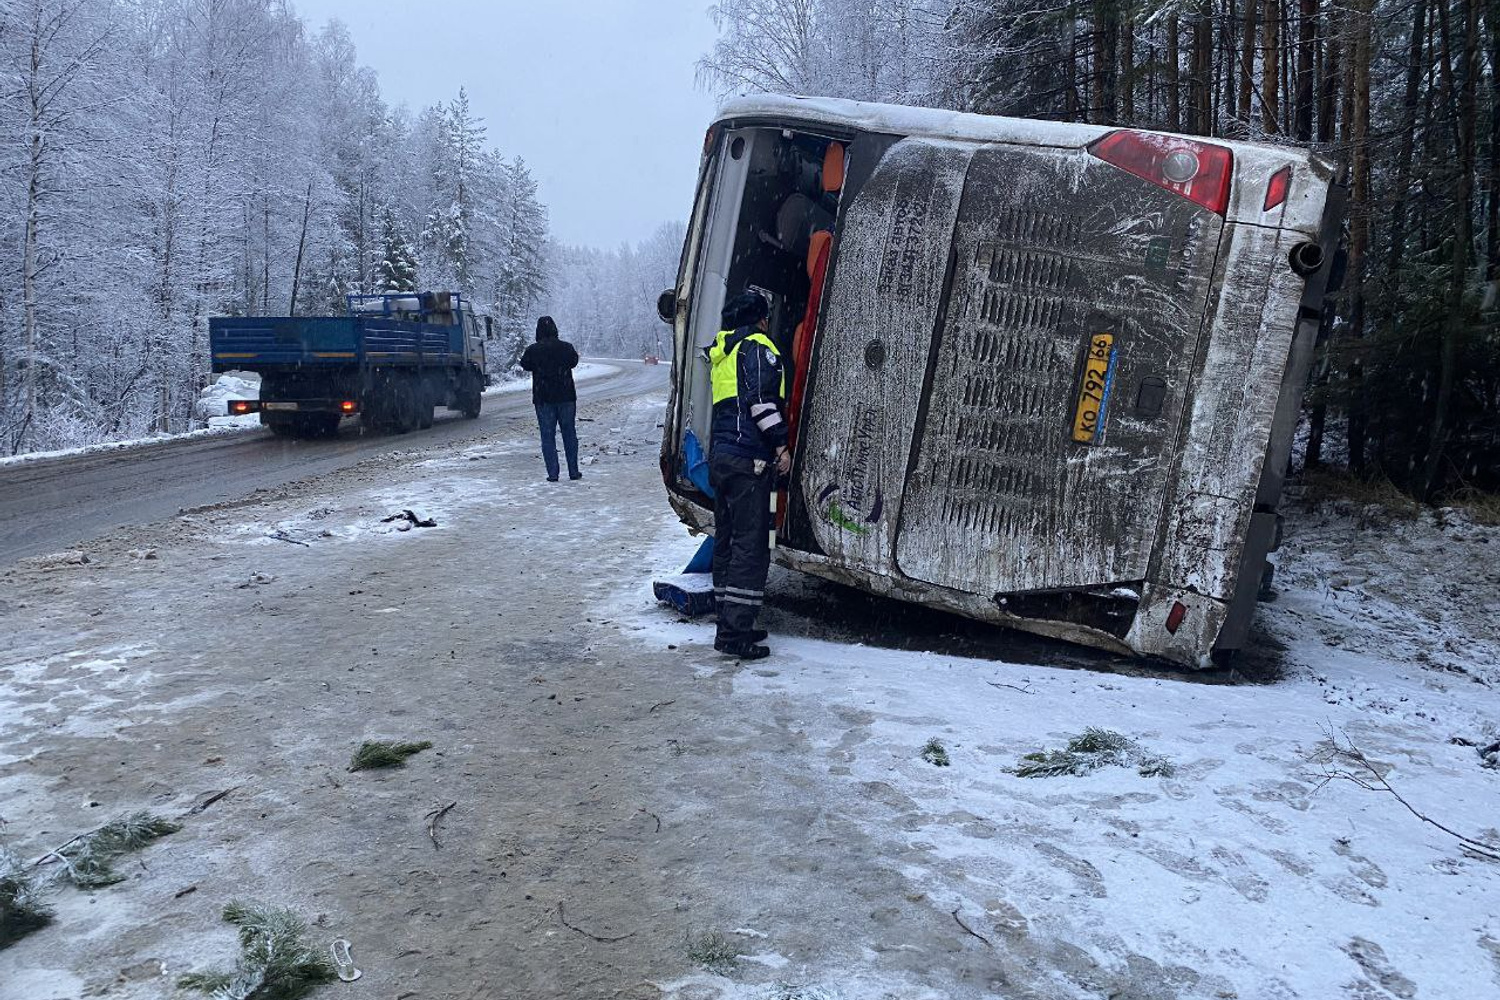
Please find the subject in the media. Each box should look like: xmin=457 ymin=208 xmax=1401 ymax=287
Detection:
xmin=617 ymin=497 xmax=1500 ymax=999
xmin=0 ymin=373 xmax=263 ymax=469
xmin=2 ymin=383 xmax=1495 ymax=1000
xmin=0 ymin=361 xmax=621 ymax=470
xmin=485 ymin=360 xmax=620 ymax=396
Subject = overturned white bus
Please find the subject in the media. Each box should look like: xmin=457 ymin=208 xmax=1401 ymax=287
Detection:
xmin=656 ymin=95 xmax=1344 ymax=669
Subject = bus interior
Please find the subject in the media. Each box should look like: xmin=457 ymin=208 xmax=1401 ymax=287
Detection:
xmin=677 ymin=126 xmax=848 ymax=494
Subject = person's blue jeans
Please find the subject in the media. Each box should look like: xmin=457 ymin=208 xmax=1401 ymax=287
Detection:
xmin=535 ymin=402 xmax=580 ymax=480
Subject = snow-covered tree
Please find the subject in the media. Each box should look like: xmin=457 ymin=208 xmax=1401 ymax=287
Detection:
xmin=378 ymin=207 xmax=419 ymax=292
xmin=0 ymin=7 xmax=552 ymax=455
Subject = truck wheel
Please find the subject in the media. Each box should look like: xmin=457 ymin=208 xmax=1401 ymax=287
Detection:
xmin=390 ymin=378 xmax=418 ymax=434
xmin=315 ymin=414 xmax=342 ymax=438
xmin=460 ymin=390 xmax=481 ymax=419
xmin=417 ymin=382 xmax=436 ymax=429
xmin=270 ymin=422 xmax=296 ymax=438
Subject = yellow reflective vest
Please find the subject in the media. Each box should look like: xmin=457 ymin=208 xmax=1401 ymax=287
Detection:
xmin=708 ymin=328 xmax=785 ymax=404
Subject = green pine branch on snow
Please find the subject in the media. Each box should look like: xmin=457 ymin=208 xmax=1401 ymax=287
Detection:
xmin=348 ymin=740 xmax=433 ymax=771
xmin=48 ymin=812 xmax=181 ymax=888
xmin=1014 ymin=728 xmax=1174 ymax=779
xmin=179 ymin=902 xmax=336 ymax=1000
xmin=0 ymin=844 xmax=53 ymax=950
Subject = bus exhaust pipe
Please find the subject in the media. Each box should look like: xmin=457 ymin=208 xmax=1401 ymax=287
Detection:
xmin=1289 ymin=242 xmax=1324 ymax=276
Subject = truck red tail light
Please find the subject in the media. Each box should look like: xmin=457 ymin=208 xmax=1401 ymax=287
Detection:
xmin=1089 ymin=131 xmax=1234 ymax=216
xmin=228 ymin=399 xmax=259 ymax=415
xmin=340 ymin=400 xmax=357 ymax=413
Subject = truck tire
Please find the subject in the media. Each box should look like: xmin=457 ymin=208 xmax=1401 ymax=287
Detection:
xmin=460 ymin=389 xmax=481 ymax=419
xmin=270 ymin=422 xmax=297 ymax=438
xmin=417 ymin=379 xmax=436 ymax=429
xmin=390 ymin=377 xmax=418 ymax=434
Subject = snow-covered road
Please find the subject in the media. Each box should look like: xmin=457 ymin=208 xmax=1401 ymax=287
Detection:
xmin=1 ymin=376 xmax=1495 ymax=1000
xmin=0 ymin=361 xmax=655 ymax=565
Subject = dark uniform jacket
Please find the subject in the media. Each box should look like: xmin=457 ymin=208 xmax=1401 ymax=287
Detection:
xmin=708 ymin=326 xmax=788 ymax=461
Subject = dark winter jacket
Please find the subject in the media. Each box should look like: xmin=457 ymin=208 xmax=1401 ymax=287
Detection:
xmin=520 ymin=334 xmax=580 ymax=405
xmin=707 ymin=325 xmax=788 ymax=462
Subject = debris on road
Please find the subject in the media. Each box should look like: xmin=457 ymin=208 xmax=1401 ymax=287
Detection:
xmin=1013 ymin=728 xmax=1175 ymax=778
xmin=381 ymin=509 xmax=437 ymax=529
xmin=920 ymin=737 xmax=951 ymax=767
xmin=236 ymin=572 xmax=276 ymax=588
xmin=330 ymin=937 xmax=361 ymax=982
xmin=22 ymin=550 xmax=90 ymax=570
xmin=424 ymin=800 xmax=457 ymax=848
xmin=685 ymin=929 xmax=743 ymax=975
xmin=0 ymin=846 xmax=52 ymax=950
xmin=178 ymin=902 xmax=337 ymax=1000
xmin=37 ymin=811 xmax=181 ymax=888
xmin=349 ymin=739 xmax=433 ymax=771
xmin=267 ymin=529 xmax=310 ymax=546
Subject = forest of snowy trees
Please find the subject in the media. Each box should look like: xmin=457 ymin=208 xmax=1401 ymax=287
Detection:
xmin=0 ymin=0 xmax=548 ymax=455
xmin=700 ymin=0 xmax=1499 ymax=500
xmin=541 ymin=222 xmax=686 ymax=359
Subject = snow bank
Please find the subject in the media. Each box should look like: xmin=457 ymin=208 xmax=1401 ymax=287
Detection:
xmin=486 ymin=361 xmax=619 ymax=396
xmin=197 ymin=370 xmax=262 ymax=429
xmin=622 ymin=500 xmax=1500 ymax=1000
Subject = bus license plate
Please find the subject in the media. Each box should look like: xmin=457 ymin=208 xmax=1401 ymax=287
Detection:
xmin=1071 ymin=333 xmax=1115 ymax=444
xmin=263 ymin=402 xmax=299 ymax=411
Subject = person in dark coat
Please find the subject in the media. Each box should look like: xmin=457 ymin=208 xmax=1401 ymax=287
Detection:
xmin=519 ymin=316 xmax=582 ymax=482
xmin=705 ymin=290 xmax=790 ymax=660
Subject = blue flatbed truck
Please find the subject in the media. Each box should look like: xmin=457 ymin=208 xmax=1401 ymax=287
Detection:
xmin=208 ymin=292 xmax=488 ymax=437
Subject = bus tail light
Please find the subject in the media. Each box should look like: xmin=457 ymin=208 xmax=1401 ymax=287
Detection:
xmin=1264 ymin=166 xmax=1291 ymax=211
xmin=1089 ymin=131 xmax=1234 ymax=216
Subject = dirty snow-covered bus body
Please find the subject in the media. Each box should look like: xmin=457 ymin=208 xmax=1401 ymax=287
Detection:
xmin=658 ymin=95 xmax=1343 ymax=668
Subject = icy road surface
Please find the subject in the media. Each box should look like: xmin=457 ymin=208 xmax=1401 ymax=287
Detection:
xmin=0 ymin=377 xmax=1496 ymax=999
xmin=0 ymin=361 xmax=651 ymax=565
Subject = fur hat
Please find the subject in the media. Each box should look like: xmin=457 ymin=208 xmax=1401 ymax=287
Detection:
xmin=720 ymin=290 xmax=769 ymax=331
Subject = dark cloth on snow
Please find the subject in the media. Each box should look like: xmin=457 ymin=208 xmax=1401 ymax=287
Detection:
xmin=708 ymin=326 xmax=787 ymax=462
xmin=520 ymin=328 xmax=580 ymax=405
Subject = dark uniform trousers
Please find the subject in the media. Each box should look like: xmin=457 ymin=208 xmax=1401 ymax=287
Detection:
xmin=709 ymin=452 xmax=772 ymax=643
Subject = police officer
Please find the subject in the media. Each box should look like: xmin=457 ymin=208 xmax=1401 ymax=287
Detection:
xmin=706 ymin=291 xmax=790 ymax=659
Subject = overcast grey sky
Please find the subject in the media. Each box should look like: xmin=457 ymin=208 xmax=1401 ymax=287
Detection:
xmin=293 ymin=0 xmax=721 ymax=250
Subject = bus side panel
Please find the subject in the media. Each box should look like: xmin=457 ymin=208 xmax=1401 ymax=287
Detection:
xmin=793 ymin=138 xmax=975 ymax=577
xmin=1129 ymin=222 xmax=1312 ymax=664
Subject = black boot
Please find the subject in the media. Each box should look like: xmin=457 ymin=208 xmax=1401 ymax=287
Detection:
xmin=715 ymin=638 xmax=770 ymax=660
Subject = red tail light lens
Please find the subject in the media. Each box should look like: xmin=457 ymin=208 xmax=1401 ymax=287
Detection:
xmin=1089 ymin=131 xmax=1235 ymax=216
xmin=229 ymin=400 xmax=252 ymax=415
xmin=1264 ymin=166 xmax=1291 ymax=212
xmin=1165 ymin=601 xmax=1188 ymax=634
xmin=340 ymin=400 xmax=357 ymax=413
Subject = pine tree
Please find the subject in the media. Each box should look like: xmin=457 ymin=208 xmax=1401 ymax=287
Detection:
xmin=378 ymin=208 xmax=419 ymax=293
